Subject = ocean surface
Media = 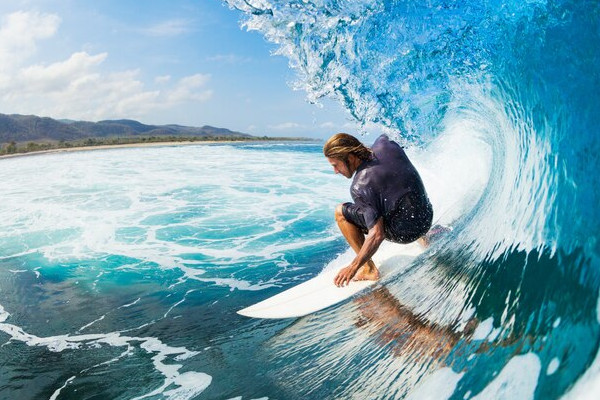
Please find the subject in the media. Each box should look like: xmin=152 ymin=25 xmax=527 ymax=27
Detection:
xmin=2 ymin=0 xmax=599 ymax=399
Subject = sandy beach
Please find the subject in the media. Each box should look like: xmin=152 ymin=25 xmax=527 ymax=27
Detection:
xmin=0 ymin=140 xmax=248 ymax=160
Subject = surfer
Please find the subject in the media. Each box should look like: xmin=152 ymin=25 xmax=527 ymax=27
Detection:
xmin=324 ymin=133 xmax=433 ymax=287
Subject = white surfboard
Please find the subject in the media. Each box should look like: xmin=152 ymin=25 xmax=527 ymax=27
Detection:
xmin=237 ymin=241 xmax=425 ymax=319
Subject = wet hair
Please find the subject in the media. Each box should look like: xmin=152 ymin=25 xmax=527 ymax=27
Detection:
xmin=323 ymin=133 xmax=373 ymax=163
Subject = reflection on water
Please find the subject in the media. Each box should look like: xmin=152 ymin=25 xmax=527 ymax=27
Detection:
xmin=266 ymin=245 xmax=599 ymax=399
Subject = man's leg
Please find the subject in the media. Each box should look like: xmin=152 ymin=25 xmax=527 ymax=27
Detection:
xmin=335 ymin=204 xmax=379 ymax=280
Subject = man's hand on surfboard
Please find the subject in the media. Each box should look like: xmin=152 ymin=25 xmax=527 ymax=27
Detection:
xmin=334 ymin=265 xmax=360 ymax=287
xmin=334 ymin=262 xmax=380 ymax=287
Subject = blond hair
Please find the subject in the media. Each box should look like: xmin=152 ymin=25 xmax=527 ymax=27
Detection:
xmin=323 ymin=133 xmax=372 ymax=162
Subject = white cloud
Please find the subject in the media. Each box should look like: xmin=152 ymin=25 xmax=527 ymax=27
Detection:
xmin=166 ymin=74 xmax=213 ymax=103
xmin=0 ymin=11 xmax=60 ymax=71
xmin=269 ymin=122 xmax=302 ymax=130
xmin=319 ymin=121 xmax=336 ymax=129
xmin=155 ymin=75 xmax=171 ymax=84
xmin=0 ymin=11 xmax=213 ymax=122
xmin=142 ymin=19 xmax=193 ymax=37
xmin=17 ymin=52 xmax=107 ymax=93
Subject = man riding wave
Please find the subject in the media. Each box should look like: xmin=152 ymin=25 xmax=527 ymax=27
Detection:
xmin=324 ymin=133 xmax=433 ymax=287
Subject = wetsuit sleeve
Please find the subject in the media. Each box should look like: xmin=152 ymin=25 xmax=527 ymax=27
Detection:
xmin=351 ymin=187 xmax=380 ymax=231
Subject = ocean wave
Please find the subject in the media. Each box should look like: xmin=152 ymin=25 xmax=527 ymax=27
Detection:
xmin=227 ymin=1 xmax=600 ymax=398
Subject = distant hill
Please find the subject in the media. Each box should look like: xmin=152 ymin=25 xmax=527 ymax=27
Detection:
xmin=0 ymin=113 xmax=252 ymax=143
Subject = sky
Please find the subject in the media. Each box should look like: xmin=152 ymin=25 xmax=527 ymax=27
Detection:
xmin=0 ymin=0 xmax=357 ymax=139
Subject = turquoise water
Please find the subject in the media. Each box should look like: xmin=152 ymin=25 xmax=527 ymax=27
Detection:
xmin=0 ymin=137 xmax=486 ymax=399
xmin=0 ymin=143 xmax=358 ymax=398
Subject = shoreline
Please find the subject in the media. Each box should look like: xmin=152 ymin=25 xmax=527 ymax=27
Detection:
xmin=0 ymin=138 xmax=317 ymax=161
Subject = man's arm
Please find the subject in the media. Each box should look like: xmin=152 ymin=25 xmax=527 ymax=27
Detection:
xmin=334 ymin=217 xmax=385 ymax=287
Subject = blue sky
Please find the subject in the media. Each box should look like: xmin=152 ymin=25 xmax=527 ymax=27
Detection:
xmin=0 ymin=0 xmax=355 ymax=139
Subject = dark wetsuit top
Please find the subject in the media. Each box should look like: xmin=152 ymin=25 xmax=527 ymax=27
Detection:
xmin=342 ymin=134 xmax=433 ymax=243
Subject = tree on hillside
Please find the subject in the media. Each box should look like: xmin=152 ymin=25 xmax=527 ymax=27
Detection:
xmin=27 ymin=142 xmax=39 ymax=152
xmin=5 ymin=141 xmax=17 ymax=154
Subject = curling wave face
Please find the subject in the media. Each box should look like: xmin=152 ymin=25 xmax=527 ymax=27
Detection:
xmin=225 ymin=0 xmax=600 ymax=398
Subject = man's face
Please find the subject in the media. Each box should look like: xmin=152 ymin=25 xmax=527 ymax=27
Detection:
xmin=327 ymin=156 xmax=353 ymax=179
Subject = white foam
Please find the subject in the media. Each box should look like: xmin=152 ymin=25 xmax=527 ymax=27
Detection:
xmin=561 ymin=292 xmax=600 ymax=400
xmin=119 ymin=297 xmax=141 ymax=308
xmin=406 ymin=368 xmax=464 ymax=400
xmin=0 ymin=302 xmax=209 ymax=399
xmin=78 ymin=315 xmax=105 ymax=332
xmin=0 ymin=304 xmax=9 ymax=322
xmin=471 ymin=317 xmax=494 ymax=340
xmin=408 ymin=115 xmax=492 ymax=227
xmin=472 ymin=352 xmax=541 ymax=399
xmin=0 ymin=144 xmax=347 ymax=292
xmin=49 ymin=375 xmax=76 ymax=400
xmin=547 ymin=358 xmax=560 ymax=375
xmin=470 ymin=317 xmax=500 ymax=342
xmin=553 ymin=317 xmax=561 ymax=328
xmin=163 ymin=290 xmax=196 ymax=318
xmin=444 ymin=82 xmax=556 ymax=260
xmin=162 ymin=372 xmax=212 ymax=400
xmin=226 ymin=398 xmax=269 ymax=400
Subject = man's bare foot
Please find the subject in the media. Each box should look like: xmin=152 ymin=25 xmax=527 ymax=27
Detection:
xmin=417 ymin=236 xmax=429 ymax=248
xmin=354 ymin=264 xmax=380 ymax=281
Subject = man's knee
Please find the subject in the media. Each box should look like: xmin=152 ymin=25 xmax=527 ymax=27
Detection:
xmin=335 ymin=204 xmax=346 ymax=223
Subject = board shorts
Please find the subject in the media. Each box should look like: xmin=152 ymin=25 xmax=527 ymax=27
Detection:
xmin=342 ymin=192 xmax=433 ymax=244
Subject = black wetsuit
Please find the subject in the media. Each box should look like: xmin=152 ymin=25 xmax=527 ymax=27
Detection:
xmin=342 ymin=134 xmax=433 ymax=243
